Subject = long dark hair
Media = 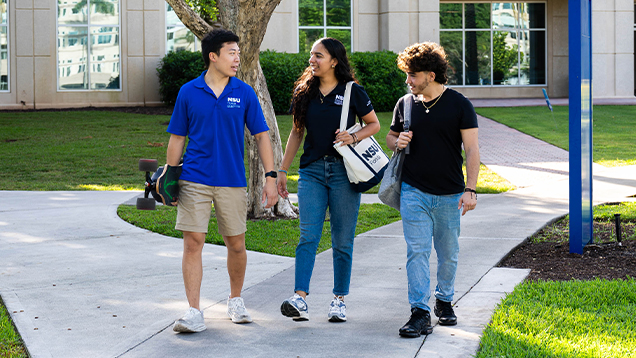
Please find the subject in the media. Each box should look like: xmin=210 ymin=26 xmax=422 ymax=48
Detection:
xmin=291 ymin=38 xmax=356 ymax=131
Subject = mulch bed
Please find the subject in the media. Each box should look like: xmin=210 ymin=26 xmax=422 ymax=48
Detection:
xmin=498 ymin=220 xmax=636 ymax=281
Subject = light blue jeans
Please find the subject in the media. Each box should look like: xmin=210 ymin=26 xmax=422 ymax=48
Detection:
xmin=401 ymin=181 xmax=463 ymax=312
xmin=295 ymin=156 xmax=361 ymax=296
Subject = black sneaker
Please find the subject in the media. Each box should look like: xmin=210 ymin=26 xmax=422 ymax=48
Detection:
xmin=399 ymin=308 xmax=433 ymax=338
xmin=434 ymin=299 xmax=457 ymax=326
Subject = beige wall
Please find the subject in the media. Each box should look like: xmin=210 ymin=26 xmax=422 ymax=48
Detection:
xmin=2 ymin=0 xmax=634 ymax=109
xmin=4 ymin=0 xmax=165 ymax=110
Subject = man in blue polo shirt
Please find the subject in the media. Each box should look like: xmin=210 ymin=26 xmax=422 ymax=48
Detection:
xmin=167 ymin=29 xmax=278 ymax=333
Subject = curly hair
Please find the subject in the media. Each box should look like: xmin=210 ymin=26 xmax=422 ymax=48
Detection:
xmin=291 ymin=38 xmax=357 ymax=131
xmin=396 ymin=42 xmax=448 ymax=84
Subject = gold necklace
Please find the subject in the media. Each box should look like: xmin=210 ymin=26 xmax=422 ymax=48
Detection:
xmin=319 ymin=83 xmax=338 ymax=104
xmin=422 ymin=87 xmax=446 ymax=113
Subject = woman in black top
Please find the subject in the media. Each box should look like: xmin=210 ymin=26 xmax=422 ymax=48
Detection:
xmin=277 ymin=38 xmax=380 ymax=322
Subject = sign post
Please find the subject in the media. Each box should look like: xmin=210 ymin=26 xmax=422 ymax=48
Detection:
xmin=568 ymin=0 xmax=593 ymax=254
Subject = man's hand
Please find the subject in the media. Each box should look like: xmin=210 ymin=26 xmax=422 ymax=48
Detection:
xmin=458 ymin=191 xmax=477 ymax=216
xmin=395 ymin=131 xmax=413 ymax=151
xmin=262 ymin=178 xmax=278 ymax=208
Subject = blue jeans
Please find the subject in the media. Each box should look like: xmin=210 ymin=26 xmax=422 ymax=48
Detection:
xmin=401 ymin=181 xmax=462 ymax=312
xmin=295 ymin=156 xmax=361 ymax=296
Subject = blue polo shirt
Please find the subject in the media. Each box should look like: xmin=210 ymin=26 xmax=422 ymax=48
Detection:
xmin=167 ymin=72 xmax=269 ymax=187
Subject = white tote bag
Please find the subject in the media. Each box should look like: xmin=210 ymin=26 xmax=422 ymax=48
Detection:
xmin=333 ymin=82 xmax=390 ymax=192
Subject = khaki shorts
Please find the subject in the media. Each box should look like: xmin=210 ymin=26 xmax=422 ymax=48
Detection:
xmin=175 ymin=180 xmax=247 ymax=236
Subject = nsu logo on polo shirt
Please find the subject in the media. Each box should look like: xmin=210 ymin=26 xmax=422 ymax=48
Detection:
xmin=227 ymin=97 xmax=241 ymax=109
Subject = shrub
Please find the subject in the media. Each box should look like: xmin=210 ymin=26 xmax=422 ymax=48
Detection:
xmin=260 ymin=50 xmax=407 ymax=113
xmin=350 ymin=51 xmax=407 ymax=113
xmin=259 ymin=50 xmax=309 ymax=114
xmin=157 ymin=50 xmax=205 ymax=105
xmin=157 ymin=50 xmax=407 ymax=113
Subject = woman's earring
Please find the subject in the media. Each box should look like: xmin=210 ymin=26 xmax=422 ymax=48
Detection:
xmin=331 ymin=65 xmax=335 ymax=68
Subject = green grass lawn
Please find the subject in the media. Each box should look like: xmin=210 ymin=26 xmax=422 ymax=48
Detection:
xmin=477 ymin=278 xmax=636 ymax=358
xmin=118 ymin=203 xmax=401 ymax=257
xmin=476 ymin=105 xmax=636 ymax=167
xmin=478 ymin=202 xmax=636 ymax=358
xmin=0 ymin=297 xmax=27 ymax=358
xmin=0 ymin=110 xmax=514 ymax=193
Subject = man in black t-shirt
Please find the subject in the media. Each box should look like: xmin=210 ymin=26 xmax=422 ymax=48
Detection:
xmin=386 ymin=42 xmax=480 ymax=338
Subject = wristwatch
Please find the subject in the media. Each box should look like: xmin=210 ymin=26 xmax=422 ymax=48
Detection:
xmin=265 ymin=170 xmax=278 ymax=179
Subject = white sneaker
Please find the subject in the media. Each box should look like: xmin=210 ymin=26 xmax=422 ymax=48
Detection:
xmin=227 ymin=296 xmax=253 ymax=323
xmin=173 ymin=307 xmax=206 ymax=333
xmin=281 ymin=293 xmax=309 ymax=321
xmin=328 ymin=296 xmax=346 ymax=322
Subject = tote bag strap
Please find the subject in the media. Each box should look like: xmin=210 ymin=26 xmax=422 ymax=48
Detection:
xmin=339 ymin=81 xmax=354 ymax=131
xmin=403 ymin=94 xmax=413 ymax=154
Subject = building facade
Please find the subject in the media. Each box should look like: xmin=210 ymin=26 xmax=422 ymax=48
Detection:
xmin=4 ymin=0 xmax=634 ymax=110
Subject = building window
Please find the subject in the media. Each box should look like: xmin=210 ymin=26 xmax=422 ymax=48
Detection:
xmin=0 ymin=0 xmax=8 ymax=91
xmin=166 ymin=4 xmax=199 ymax=53
xmin=440 ymin=2 xmax=546 ymax=86
xmin=298 ymin=0 xmax=352 ymax=53
xmin=57 ymin=0 xmax=121 ymax=90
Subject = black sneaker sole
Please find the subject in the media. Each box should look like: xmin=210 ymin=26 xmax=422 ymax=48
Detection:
xmin=399 ymin=326 xmax=433 ymax=338
xmin=328 ymin=315 xmax=346 ymax=323
xmin=281 ymin=300 xmax=309 ymax=321
xmin=434 ymin=308 xmax=457 ymax=326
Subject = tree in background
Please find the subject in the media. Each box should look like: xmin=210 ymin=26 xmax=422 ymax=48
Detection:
xmin=165 ymin=0 xmax=298 ymax=219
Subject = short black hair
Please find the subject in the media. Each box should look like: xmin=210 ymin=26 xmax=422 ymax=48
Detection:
xmin=201 ymin=29 xmax=240 ymax=68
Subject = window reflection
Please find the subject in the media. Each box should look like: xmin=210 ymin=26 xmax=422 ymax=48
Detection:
xmin=465 ymin=31 xmax=491 ymax=85
xmin=167 ymin=26 xmax=196 ymax=52
xmin=58 ymin=0 xmax=88 ymax=25
xmin=57 ymin=1 xmax=120 ymax=90
xmin=0 ymin=0 xmax=6 ymax=91
xmin=0 ymin=0 xmax=6 ymax=25
xmin=326 ymin=0 xmax=350 ymax=27
xmin=464 ymin=3 xmax=490 ymax=29
xmin=440 ymin=3 xmax=462 ymax=29
xmin=327 ymin=29 xmax=351 ymax=52
xmin=90 ymin=0 xmax=119 ymax=25
xmin=58 ymin=27 xmax=89 ymax=89
xmin=166 ymin=5 xmax=199 ymax=52
xmin=440 ymin=31 xmax=463 ymax=85
xmin=299 ymin=29 xmax=323 ymax=53
xmin=440 ymin=2 xmax=545 ymax=86
xmin=91 ymin=27 xmax=119 ymax=89
xmin=298 ymin=0 xmax=352 ymax=52
xmin=299 ymin=0 xmax=323 ymax=27
xmin=0 ymin=27 xmax=7 ymax=91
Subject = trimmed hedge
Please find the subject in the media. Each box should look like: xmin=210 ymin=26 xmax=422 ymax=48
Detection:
xmin=157 ymin=50 xmax=407 ymax=112
xmin=157 ymin=51 xmax=205 ymax=105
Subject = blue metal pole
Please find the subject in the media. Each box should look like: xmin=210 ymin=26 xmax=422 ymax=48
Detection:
xmin=568 ymin=0 xmax=593 ymax=254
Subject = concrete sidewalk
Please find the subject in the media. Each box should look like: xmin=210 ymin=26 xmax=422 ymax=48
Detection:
xmin=2 ymin=164 xmax=635 ymax=357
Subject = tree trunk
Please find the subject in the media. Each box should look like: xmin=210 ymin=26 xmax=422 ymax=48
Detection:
xmin=166 ymin=0 xmax=298 ymax=219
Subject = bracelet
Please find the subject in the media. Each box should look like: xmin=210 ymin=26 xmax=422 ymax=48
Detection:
xmin=464 ymin=187 xmax=477 ymax=199
xmin=278 ymin=169 xmax=288 ymax=175
xmin=351 ymin=133 xmax=358 ymax=144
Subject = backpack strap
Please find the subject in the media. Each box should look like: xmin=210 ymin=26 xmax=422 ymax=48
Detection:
xmin=403 ymin=94 xmax=414 ymax=154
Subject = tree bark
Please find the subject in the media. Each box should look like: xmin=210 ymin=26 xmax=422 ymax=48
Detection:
xmin=165 ymin=0 xmax=298 ymax=219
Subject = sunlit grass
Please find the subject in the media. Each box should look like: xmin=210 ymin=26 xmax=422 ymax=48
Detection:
xmin=477 ymin=278 xmax=636 ymax=358
xmin=0 ymin=297 xmax=28 ymax=358
xmin=117 ymin=203 xmax=401 ymax=257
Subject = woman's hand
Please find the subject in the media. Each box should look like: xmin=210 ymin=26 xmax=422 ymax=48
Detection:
xmin=277 ymin=173 xmax=289 ymax=199
xmin=334 ymin=129 xmax=356 ymax=147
